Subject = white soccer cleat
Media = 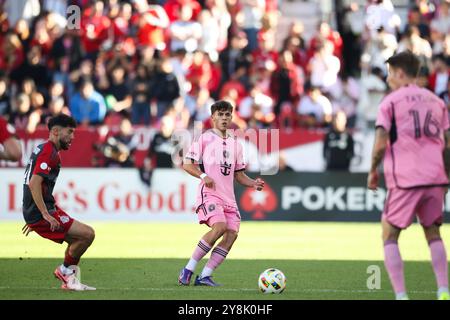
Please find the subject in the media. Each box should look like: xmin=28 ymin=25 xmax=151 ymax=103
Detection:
xmin=59 ymin=265 xmax=96 ymax=291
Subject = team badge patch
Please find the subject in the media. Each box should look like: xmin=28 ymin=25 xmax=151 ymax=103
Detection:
xmin=60 ymin=216 xmax=70 ymax=224
xmin=40 ymin=162 xmax=48 ymax=170
xmin=208 ymin=204 xmax=216 ymax=212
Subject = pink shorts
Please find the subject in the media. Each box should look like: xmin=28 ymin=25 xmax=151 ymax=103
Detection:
xmin=383 ymin=187 xmax=445 ymax=229
xmin=196 ymin=199 xmax=241 ymax=232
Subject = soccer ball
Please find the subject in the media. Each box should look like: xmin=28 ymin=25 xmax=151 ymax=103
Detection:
xmin=258 ymin=268 xmax=286 ymax=294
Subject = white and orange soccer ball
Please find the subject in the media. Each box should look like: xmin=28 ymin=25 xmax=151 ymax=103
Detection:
xmin=258 ymin=268 xmax=286 ymax=294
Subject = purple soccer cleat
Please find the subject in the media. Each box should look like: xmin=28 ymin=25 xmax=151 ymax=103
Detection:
xmin=178 ymin=268 xmax=193 ymax=286
xmin=194 ymin=275 xmax=221 ymax=287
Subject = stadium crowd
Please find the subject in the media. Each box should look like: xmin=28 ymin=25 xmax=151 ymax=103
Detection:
xmin=0 ymin=0 xmax=449 ymax=156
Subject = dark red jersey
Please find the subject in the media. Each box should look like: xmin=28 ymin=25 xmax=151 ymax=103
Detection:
xmin=23 ymin=141 xmax=61 ymax=224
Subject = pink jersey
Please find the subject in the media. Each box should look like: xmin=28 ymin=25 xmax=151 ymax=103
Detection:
xmin=186 ymin=130 xmax=246 ymax=208
xmin=376 ymin=84 xmax=449 ymax=189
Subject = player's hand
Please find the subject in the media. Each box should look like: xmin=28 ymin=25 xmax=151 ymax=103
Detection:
xmin=42 ymin=213 xmax=60 ymax=232
xmin=254 ymin=178 xmax=265 ymax=191
xmin=22 ymin=224 xmax=34 ymax=236
xmin=367 ymin=170 xmax=379 ymax=191
xmin=203 ymin=176 xmax=216 ymax=190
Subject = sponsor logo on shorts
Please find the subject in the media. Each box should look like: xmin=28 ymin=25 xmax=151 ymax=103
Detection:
xmin=208 ymin=204 xmax=216 ymax=212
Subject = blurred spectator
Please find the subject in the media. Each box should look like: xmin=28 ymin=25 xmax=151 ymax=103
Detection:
xmin=80 ymin=0 xmax=111 ymax=58
xmin=48 ymin=80 xmax=65 ymax=103
xmin=152 ymin=58 xmax=181 ymax=119
xmin=328 ymin=74 xmax=360 ymax=128
xmin=165 ymin=99 xmax=190 ymax=130
xmin=428 ymin=54 xmax=449 ymax=96
xmin=9 ymin=93 xmax=32 ymax=131
xmin=270 ymin=50 xmax=303 ymax=118
xmin=308 ymin=39 xmax=340 ymax=92
xmin=357 ymin=66 xmax=387 ymax=129
xmin=340 ymin=2 xmax=364 ymax=77
xmin=51 ymin=30 xmax=83 ymax=74
xmin=99 ymin=65 xmax=132 ymax=114
xmin=365 ymin=0 xmax=401 ymax=39
xmin=431 ymin=1 xmax=450 ymax=53
xmin=40 ymin=96 xmax=70 ymax=125
xmin=0 ymin=31 xmax=25 ymax=74
xmin=30 ymin=12 xmax=60 ymax=57
xmin=101 ymin=117 xmax=138 ymax=168
xmin=133 ymin=0 xmax=169 ymax=51
xmin=361 ymin=26 xmax=397 ymax=75
xmin=4 ymin=0 xmax=40 ymax=26
xmin=25 ymin=91 xmax=45 ymax=133
xmin=14 ymin=19 xmax=31 ymax=49
xmin=10 ymin=45 xmax=52 ymax=93
xmin=131 ymin=64 xmax=152 ymax=125
xmin=164 ymin=0 xmax=201 ymax=22
xmin=169 ymin=5 xmax=202 ymax=53
xmin=70 ymin=80 xmax=107 ymax=126
xmin=238 ymin=85 xmax=275 ymax=128
xmin=308 ymin=21 xmax=343 ymax=62
xmin=282 ymin=35 xmax=306 ymax=72
xmin=219 ymin=66 xmax=248 ymax=105
xmin=0 ymin=76 xmax=12 ymax=117
xmin=198 ymin=9 xmax=221 ymax=62
xmin=397 ymin=26 xmax=432 ymax=66
xmin=169 ymin=48 xmax=190 ymax=98
xmin=185 ymin=88 xmax=214 ymax=123
xmin=146 ymin=115 xmax=176 ymax=170
xmin=237 ymin=0 xmax=265 ymax=52
xmin=297 ymin=82 xmax=332 ymax=128
xmin=186 ymin=51 xmax=212 ymax=97
xmin=69 ymin=59 xmax=95 ymax=92
xmin=43 ymin=0 xmax=68 ymax=30
xmin=219 ymin=32 xmax=251 ymax=83
xmin=323 ymin=111 xmax=354 ymax=171
xmin=404 ymin=5 xmax=430 ymax=39
xmin=205 ymin=0 xmax=231 ymax=53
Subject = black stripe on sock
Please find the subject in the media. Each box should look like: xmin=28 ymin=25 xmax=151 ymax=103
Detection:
xmin=198 ymin=242 xmax=211 ymax=252
xmin=212 ymin=248 xmax=228 ymax=258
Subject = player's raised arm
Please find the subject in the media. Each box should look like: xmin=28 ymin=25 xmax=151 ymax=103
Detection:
xmin=234 ymin=170 xmax=264 ymax=190
xmin=367 ymin=127 xmax=389 ymax=190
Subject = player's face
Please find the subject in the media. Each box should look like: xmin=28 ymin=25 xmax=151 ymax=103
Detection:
xmin=212 ymin=109 xmax=232 ymax=131
xmin=58 ymin=127 xmax=75 ymax=150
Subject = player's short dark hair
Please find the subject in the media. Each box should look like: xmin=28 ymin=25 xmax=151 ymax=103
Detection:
xmin=211 ymin=100 xmax=233 ymax=115
xmin=385 ymin=50 xmax=421 ymax=78
xmin=48 ymin=114 xmax=77 ymax=130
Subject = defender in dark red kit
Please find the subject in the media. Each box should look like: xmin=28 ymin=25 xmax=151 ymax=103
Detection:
xmin=22 ymin=114 xmax=96 ymax=291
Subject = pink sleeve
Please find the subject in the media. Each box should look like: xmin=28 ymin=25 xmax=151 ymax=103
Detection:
xmin=375 ymin=96 xmax=393 ymax=132
xmin=185 ymin=135 xmax=203 ymax=162
xmin=235 ymin=140 xmax=246 ymax=171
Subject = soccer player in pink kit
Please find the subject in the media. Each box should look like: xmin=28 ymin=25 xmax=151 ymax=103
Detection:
xmin=179 ymin=100 xmax=265 ymax=286
xmin=368 ymin=51 xmax=450 ymax=300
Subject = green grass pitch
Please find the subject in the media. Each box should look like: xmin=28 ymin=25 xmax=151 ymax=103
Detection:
xmin=0 ymin=221 xmax=449 ymax=300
